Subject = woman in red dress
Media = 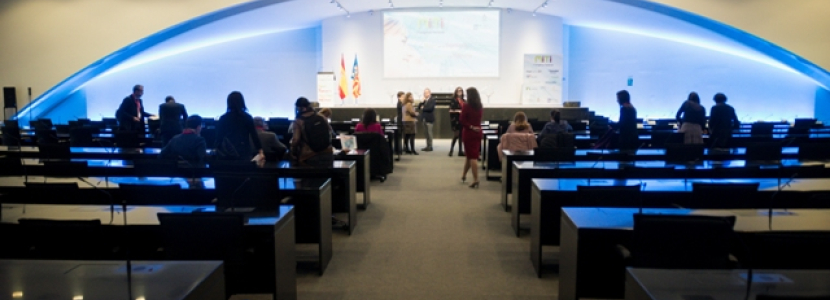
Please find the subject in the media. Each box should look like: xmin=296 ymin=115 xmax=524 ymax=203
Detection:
xmin=460 ymin=87 xmax=484 ymax=188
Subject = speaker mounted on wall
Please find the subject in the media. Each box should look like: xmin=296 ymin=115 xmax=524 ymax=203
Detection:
xmin=4 ymin=87 xmax=16 ymax=108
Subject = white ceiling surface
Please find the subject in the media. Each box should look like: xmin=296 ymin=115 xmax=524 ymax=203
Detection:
xmin=100 ymin=0 xmax=791 ymax=79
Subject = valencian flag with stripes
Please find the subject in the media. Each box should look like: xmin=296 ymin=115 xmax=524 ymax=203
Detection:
xmin=339 ymin=54 xmax=348 ymax=101
xmin=351 ymin=55 xmax=361 ymax=100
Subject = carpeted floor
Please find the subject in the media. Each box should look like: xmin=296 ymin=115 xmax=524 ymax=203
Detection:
xmin=291 ymin=139 xmax=559 ymax=300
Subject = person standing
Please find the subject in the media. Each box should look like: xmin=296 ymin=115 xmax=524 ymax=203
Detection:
xmin=116 ymin=84 xmax=153 ymax=132
xmin=402 ymin=92 xmax=419 ymax=155
xmin=613 ymin=90 xmax=639 ymax=153
xmin=160 ymin=115 xmax=206 ymax=164
xmin=709 ymin=93 xmax=739 ymax=150
xmin=395 ymin=91 xmax=405 ymax=156
xmin=419 ymin=88 xmax=437 ymax=152
xmin=461 ymin=87 xmax=483 ymax=188
xmin=675 ymin=92 xmax=706 ymax=144
xmin=449 ymin=87 xmax=466 ymax=157
xmin=215 ymin=91 xmax=263 ymax=160
xmin=158 ymin=95 xmax=188 ymax=146
xmin=291 ymin=97 xmax=334 ymax=167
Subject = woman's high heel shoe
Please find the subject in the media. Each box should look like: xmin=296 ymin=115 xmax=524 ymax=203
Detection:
xmin=461 ymin=177 xmax=467 ymax=183
xmin=469 ymin=182 xmax=480 ymax=189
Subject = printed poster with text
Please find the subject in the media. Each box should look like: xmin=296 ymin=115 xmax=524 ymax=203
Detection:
xmin=522 ymin=54 xmax=562 ymax=106
xmin=317 ymin=72 xmax=335 ymax=108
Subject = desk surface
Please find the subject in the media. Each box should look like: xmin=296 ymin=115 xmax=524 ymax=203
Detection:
xmin=1 ymin=204 xmax=294 ymax=226
xmin=0 ymin=260 xmax=223 ymax=300
xmin=514 ymin=160 xmax=830 ymax=171
xmin=532 ymin=178 xmax=830 ymax=192
xmin=563 ymin=207 xmax=830 ymax=231
xmin=505 ymin=147 xmax=805 ymax=157
xmin=627 ymin=268 xmax=830 ymax=300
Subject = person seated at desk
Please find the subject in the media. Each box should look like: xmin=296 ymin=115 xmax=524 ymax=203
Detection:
xmin=254 ymin=116 xmax=287 ymax=161
xmin=611 ymin=90 xmax=639 ymax=153
xmin=506 ymin=111 xmax=534 ymax=134
xmin=538 ymin=110 xmax=574 ymax=148
xmin=160 ymin=115 xmax=206 ymax=164
xmin=355 ymin=108 xmax=384 ymax=135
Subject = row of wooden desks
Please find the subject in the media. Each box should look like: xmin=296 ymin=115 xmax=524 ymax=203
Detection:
xmin=529 ymin=177 xmax=830 ymax=255
xmin=0 ymin=204 xmax=297 ymax=299
xmin=0 ymin=176 xmax=332 ymax=278
xmin=1 ymin=146 xmax=372 ymax=208
xmin=557 ymin=207 xmax=830 ymax=300
xmin=505 ymin=159 xmax=830 ymax=214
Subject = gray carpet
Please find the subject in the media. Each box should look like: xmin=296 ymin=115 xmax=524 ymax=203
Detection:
xmin=294 ymin=139 xmax=558 ymax=300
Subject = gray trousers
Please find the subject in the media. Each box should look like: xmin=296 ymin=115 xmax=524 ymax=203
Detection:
xmin=423 ymin=122 xmax=434 ymax=148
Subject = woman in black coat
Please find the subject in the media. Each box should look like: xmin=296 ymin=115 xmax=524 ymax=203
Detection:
xmin=215 ymin=91 xmax=263 ymax=160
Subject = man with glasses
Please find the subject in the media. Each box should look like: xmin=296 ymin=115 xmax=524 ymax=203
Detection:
xmin=116 ymin=84 xmax=153 ymax=131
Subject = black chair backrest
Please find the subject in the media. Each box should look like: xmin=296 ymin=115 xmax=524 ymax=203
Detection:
xmin=576 ymin=185 xmax=641 ymax=207
xmin=751 ymin=123 xmax=775 ymax=137
xmin=17 ymin=218 xmax=105 ymax=259
xmin=209 ymin=160 xmax=258 ymax=173
xmin=133 ymin=159 xmax=179 ymax=177
xmin=37 ymin=143 xmax=71 ymax=160
xmin=42 ymin=160 xmax=89 ymax=177
xmin=55 ymin=124 xmax=70 ymax=135
xmin=746 ymin=142 xmax=783 ymax=161
xmin=748 ymin=231 xmax=830 ymax=269
xmin=200 ymin=128 xmax=217 ymax=149
xmin=213 ymin=173 xmax=281 ymax=210
xmin=1 ymin=121 xmax=22 ymax=146
xmin=36 ymin=118 xmax=53 ymax=129
xmin=534 ymin=147 xmax=576 ymax=162
xmin=793 ymin=118 xmax=817 ymax=128
xmin=69 ymin=127 xmax=95 ymax=147
xmin=114 ymin=131 xmax=141 ymax=148
xmin=631 ymin=213 xmax=736 ymax=269
xmin=157 ymin=212 xmax=245 ymax=262
xmin=570 ymin=121 xmax=588 ymax=131
xmin=691 ymin=182 xmax=760 ymax=208
xmin=119 ymin=183 xmax=182 ymax=204
xmin=665 ymin=144 xmax=704 ymax=162
xmin=798 ymin=143 xmax=830 ymax=161
xmin=354 ymin=132 xmax=392 ymax=176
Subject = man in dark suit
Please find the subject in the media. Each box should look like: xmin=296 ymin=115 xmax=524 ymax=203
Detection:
xmin=116 ymin=84 xmax=153 ymax=132
xmin=254 ymin=117 xmax=286 ymax=161
xmin=158 ymin=95 xmax=188 ymax=146
xmin=418 ymin=88 xmax=436 ymax=151
xmin=160 ymin=115 xmax=206 ymax=164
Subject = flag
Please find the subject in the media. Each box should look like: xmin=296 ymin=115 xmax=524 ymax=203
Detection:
xmin=351 ymin=55 xmax=361 ymax=99
xmin=339 ymin=54 xmax=348 ymax=100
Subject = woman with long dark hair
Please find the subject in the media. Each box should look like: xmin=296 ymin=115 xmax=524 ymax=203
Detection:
xmin=460 ymin=87 xmax=483 ymax=188
xmin=402 ymin=92 xmax=419 ymax=155
xmin=215 ymin=91 xmax=263 ymax=160
xmin=675 ymin=92 xmax=706 ymax=144
xmin=355 ymin=108 xmax=384 ymax=135
xmin=614 ymin=90 xmax=639 ymax=153
xmin=449 ymin=86 xmax=466 ymax=157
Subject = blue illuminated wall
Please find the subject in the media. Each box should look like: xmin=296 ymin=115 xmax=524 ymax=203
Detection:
xmin=567 ymin=25 xmax=818 ymax=121
xmin=49 ymin=27 xmax=321 ymax=120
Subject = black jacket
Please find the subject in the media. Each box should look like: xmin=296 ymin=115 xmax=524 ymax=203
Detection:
xmin=709 ymin=103 xmax=739 ymax=133
xmin=159 ymin=132 xmax=206 ymax=163
xmin=419 ymin=96 xmax=437 ymax=123
xmin=215 ymin=111 xmax=262 ymax=159
xmin=158 ymin=102 xmax=188 ymax=133
xmin=116 ymin=95 xmax=151 ymax=125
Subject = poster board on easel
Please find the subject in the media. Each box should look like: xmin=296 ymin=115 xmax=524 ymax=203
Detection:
xmin=317 ymin=72 xmax=335 ymax=108
xmin=521 ymin=54 xmax=563 ymax=106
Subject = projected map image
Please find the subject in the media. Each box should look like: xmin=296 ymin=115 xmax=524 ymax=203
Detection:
xmin=384 ymin=10 xmax=500 ymax=78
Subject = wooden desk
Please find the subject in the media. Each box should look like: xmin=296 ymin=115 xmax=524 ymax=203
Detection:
xmin=531 ymin=178 xmax=830 ymax=278
xmin=0 ymin=204 xmax=297 ymax=299
xmin=509 ymin=160 xmax=830 ymax=236
xmin=0 ymin=260 xmax=225 ymax=300
xmin=559 ymin=208 xmax=830 ymax=300
xmin=626 ymin=269 xmax=830 ymax=300
xmin=0 ymin=177 xmax=331 ymax=278
xmin=3 ymin=159 xmax=359 ymax=235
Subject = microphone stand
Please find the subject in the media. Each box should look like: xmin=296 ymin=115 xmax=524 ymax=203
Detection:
xmin=767 ymin=173 xmax=797 ymax=230
xmin=78 ymin=177 xmax=115 ymax=224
